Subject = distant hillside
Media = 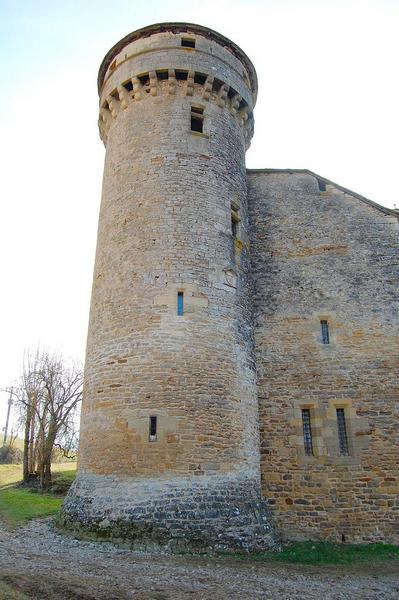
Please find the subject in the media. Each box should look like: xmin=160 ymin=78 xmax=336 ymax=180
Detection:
xmin=0 ymin=433 xmax=24 ymax=450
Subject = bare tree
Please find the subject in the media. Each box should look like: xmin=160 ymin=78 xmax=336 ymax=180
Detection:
xmin=7 ymin=350 xmax=83 ymax=490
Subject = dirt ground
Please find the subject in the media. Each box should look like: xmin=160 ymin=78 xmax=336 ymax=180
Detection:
xmin=0 ymin=519 xmax=398 ymax=600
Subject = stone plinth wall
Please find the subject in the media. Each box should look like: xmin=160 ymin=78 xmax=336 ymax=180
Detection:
xmin=62 ymin=473 xmax=276 ymax=551
xmin=248 ymin=170 xmax=399 ymax=543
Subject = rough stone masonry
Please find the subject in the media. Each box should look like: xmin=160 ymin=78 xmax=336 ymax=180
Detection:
xmin=62 ymin=22 xmax=399 ymax=550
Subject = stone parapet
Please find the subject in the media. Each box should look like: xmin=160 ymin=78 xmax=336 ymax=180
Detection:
xmin=99 ymin=69 xmax=253 ymax=147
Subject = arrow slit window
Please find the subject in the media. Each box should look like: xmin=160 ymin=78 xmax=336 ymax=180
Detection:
xmin=149 ymin=416 xmax=157 ymax=442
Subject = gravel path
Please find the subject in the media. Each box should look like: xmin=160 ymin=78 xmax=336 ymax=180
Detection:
xmin=0 ymin=519 xmax=398 ymax=599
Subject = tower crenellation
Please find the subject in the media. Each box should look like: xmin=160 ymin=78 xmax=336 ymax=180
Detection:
xmin=97 ymin=23 xmax=256 ymax=147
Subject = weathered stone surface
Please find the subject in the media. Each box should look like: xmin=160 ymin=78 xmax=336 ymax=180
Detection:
xmin=62 ymin=23 xmax=275 ymax=551
xmin=63 ymin=22 xmax=399 ymax=550
xmin=248 ymin=170 xmax=399 ymax=544
xmin=62 ymin=473 xmax=275 ymax=551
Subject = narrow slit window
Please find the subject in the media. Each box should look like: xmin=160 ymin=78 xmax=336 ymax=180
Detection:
xmin=302 ymin=409 xmax=314 ymax=456
xmin=336 ymin=408 xmax=349 ymax=455
xmin=231 ymin=209 xmax=240 ymax=238
xmin=191 ymin=106 xmax=204 ymax=133
xmin=149 ymin=416 xmax=157 ymax=441
xmin=231 ymin=217 xmax=238 ymax=238
xmin=177 ymin=291 xmax=184 ymax=316
xmin=320 ymin=320 xmax=330 ymax=344
xmin=182 ymin=38 xmax=195 ymax=48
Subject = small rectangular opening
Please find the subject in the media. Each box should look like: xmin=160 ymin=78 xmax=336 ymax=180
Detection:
xmin=212 ymin=78 xmax=223 ymax=93
xmin=227 ymin=87 xmax=237 ymax=99
xmin=231 ymin=203 xmax=240 ymax=240
xmin=175 ymin=70 xmax=188 ymax=80
xmin=302 ymin=409 xmax=314 ymax=456
xmin=177 ymin=291 xmax=184 ymax=316
xmin=156 ymin=70 xmax=169 ymax=80
xmin=182 ymin=38 xmax=195 ymax=48
xmin=231 ymin=218 xmax=238 ymax=238
xmin=318 ymin=179 xmax=327 ymax=192
xmin=190 ymin=106 xmax=204 ymax=133
xmin=123 ymin=80 xmax=133 ymax=91
xmin=320 ymin=320 xmax=330 ymax=344
xmin=149 ymin=416 xmax=157 ymax=441
xmin=138 ymin=73 xmax=150 ymax=86
xmin=336 ymin=408 xmax=349 ymax=455
xmin=194 ymin=72 xmax=207 ymax=85
xmin=231 ymin=213 xmax=240 ymax=238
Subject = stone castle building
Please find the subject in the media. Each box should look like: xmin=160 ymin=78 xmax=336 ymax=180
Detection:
xmin=62 ymin=23 xmax=399 ymax=550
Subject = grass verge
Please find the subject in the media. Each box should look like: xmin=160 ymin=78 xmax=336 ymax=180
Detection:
xmin=0 ymin=488 xmax=63 ymax=528
xmin=229 ymin=541 xmax=399 ymax=565
xmin=0 ymin=462 xmax=76 ymax=528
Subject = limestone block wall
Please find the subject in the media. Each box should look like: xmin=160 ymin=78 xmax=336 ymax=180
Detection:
xmin=63 ymin=24 xmax=276 ymax=551
xmin=248 ymin=170 xmax=399 ymax=543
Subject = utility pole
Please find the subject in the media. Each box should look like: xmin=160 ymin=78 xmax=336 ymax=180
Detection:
xmin=2 ymin=388 xmax=13 ymax=447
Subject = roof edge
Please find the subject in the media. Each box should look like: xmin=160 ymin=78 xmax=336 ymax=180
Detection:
xmin=98 ymin=22 xmax=258 ymax=99
xmin=246 ymin=168 xmax=398 ymax=217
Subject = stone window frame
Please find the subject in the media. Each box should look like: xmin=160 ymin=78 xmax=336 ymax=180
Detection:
xmin=290 ymin=398 xmax=367 ymax=466
xmin=181 ymin=37 xmax=196 ymax=48
xmin=325 ymin=400 xmax=358 ymax=463
xmin=153 ymin=283 xmax=208 ymax=316
xmin=317 ymin=314 xmax=336 ymax=348
xmin=177 ymin=290 xmax=184 ymax=316
xmin=231 ymin=199 xmax=241 ymax=240
xmin=190 ymin=103 xmax=208 ymax=138
xmin=290 ymin=401 xmax=325 ymax=464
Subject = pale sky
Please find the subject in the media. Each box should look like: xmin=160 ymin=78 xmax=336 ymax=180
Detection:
xmin=0 ymin=0 xmax=398 ymax=428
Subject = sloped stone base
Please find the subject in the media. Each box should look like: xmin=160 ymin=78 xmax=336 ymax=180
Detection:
xmin=60 ymin=472 xmax=279 ymax=552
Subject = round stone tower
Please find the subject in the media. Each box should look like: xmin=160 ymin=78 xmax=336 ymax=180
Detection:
xmin=62 ymin=22 xmax=275 ymax=551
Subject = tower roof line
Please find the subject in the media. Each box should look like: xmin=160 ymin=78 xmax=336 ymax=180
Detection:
xmin=97 ymin=22 xmax=258 ymax=98
xmin=247 ymin=168 xmax=398 ymax=217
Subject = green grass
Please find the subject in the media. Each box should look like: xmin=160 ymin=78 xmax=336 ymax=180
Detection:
xmin=0 ymin=488 xmax=63 ymax=527
xmin=0 ymin=462 xmax=76 ymax=487
xmin=53 ymin=468 xmax=77 ymax=483
xmin=231 ymin=541 xmax=399 ymax=565
xmin=0 ymin=464 xmax=23 ymax=487
xmin=0 ymin=462 xmax=76 ymax=528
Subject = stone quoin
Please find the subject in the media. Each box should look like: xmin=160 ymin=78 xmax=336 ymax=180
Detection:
xmin=62 ymin=22 xmax=399 ymax=550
